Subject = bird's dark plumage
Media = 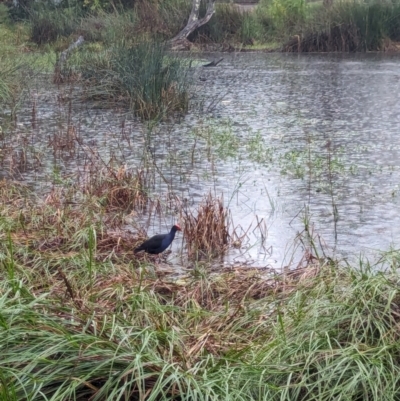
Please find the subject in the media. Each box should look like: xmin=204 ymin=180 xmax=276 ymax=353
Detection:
xmin=134 ymin=224 xmax=182 ymax=255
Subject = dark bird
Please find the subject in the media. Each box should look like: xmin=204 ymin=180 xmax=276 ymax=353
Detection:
xmin=134 ymin=224 xmax=182 ymax=255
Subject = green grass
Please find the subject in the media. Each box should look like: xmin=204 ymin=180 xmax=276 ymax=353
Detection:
xmin=0 ymin=24 xmax=55 ymax=76
xmin=1 ymin=177 xmax=400 ymax=399
xmin=0 ymin=24 xmax=31 ymax=55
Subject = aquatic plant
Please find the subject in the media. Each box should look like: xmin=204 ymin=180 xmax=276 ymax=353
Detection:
xmin=82 ymin=164 xmax=150 ymax=212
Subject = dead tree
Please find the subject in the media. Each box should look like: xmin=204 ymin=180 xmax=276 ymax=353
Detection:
xmin=169 ymin=0 xmax=216 ymax=50
xmin=53 ymin=36 xmax=85 ymax=83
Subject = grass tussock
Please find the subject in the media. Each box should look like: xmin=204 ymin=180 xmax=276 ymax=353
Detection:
xmin=183 ymin=192 xmax=230 ymax=259
xmin=82 ymin=164 xmax=150 ymax=212
xmin=0 ymin=171 xmax=145 ymax=269
xmin=65 ymin=41 xmax=190 ymax=119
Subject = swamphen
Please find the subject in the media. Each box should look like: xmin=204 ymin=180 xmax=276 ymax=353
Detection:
xmin=134 ymin=224 xmax=182 ymax=255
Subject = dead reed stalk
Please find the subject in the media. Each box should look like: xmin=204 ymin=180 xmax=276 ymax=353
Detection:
xmin=183 ymin=192 xmax=230 ymax=259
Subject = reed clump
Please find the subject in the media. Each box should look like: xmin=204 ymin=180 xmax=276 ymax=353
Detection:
xmin=183 ymin=192 xmax=230 ymax=259
xmin=69 ymin=41 xmax=190 ymax=119
xmin=82 ymin=164 xmax=149 ymax=212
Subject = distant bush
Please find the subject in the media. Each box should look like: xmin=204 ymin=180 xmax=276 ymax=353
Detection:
xmin=257 ymin=0 xmax=309 ymax=39
xmin=30 ymin=6 xmax=81 ymax=44
xmin=190 ymin=4 xmax=252 ymax=43
xmin=79 ymin=10 xmax=138 ymax=44
xmin=132 ymin=0 xmax=190 ymax=38
xmin=256 ymin=0 xmax=400 ymax=51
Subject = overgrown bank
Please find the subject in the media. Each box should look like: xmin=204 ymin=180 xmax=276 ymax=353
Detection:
xmin=1 ymin=177 xmax=400 ymax=400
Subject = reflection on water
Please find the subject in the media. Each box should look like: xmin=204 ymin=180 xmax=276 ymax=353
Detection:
xmin=2 ymin=52 xmax=400 ymax=268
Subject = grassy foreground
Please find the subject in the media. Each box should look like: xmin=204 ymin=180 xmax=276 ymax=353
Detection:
xmin=1 ymin=177 xmax=400 ymax=400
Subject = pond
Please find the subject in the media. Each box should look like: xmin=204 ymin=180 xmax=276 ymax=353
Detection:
xmin=2 ymin=52 xmax=400 ymax=269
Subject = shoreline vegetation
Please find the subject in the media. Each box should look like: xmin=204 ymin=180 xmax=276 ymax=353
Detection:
xmin=2 ymin=0 xmax=400 ymax=53
xmin=2 ymin=0 xmax=400 ymax=399
xmin=1 ymin=178 xmax=400 ymax=400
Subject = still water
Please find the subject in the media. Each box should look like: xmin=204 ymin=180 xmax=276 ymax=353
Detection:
xmin=2 ymin=52 xmax=400 ymax=269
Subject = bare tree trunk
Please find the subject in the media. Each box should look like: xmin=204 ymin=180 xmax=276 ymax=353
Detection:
xmin=169 ymin=0 xmax=216 ymax=50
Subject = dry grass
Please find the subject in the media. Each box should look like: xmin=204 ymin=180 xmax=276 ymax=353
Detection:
xmin=2 ymin=175 xmax=399 ymax=400
xmin=46 ymin=260 xmax=323 ymax=358
xmin=0 ymin=174 xmax=147 ymax=267
xmin=82 ymin=164 xmax=150 ymax=212
xmin=183 ymin=192 xmax=230 ymax=259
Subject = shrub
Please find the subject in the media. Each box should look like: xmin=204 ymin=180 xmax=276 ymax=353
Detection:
xmin=30 ymin=7 xmax=80 ymax=44
xmin=192 ymin=3 xmax=247 ymax=42
xmin=79 ymin=10 xmax=138 ymax=44
xmin=133 ymin=0 xmax=191 ymax=38
xmin=257 ymin=0 xmax=309 ymax=39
